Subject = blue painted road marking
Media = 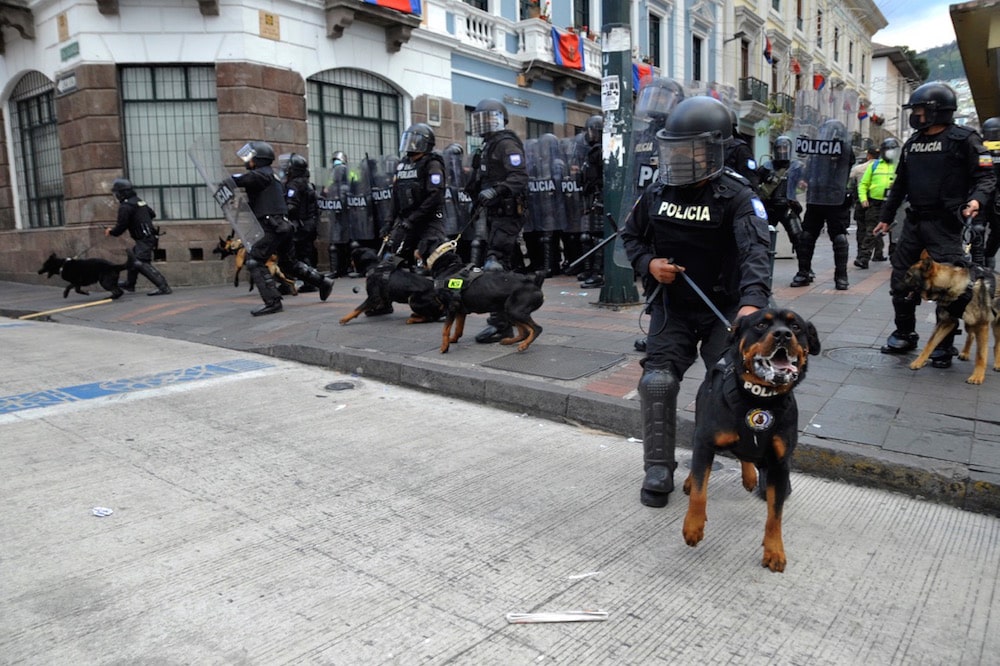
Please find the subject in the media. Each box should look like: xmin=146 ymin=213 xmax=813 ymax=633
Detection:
xmin=0 ymin=359 xmax=274 ymax=415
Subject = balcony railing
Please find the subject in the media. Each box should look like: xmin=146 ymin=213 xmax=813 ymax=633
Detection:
xmin=769 ymin=92 xmax=794 ymax=115
xmin=739 ymin=76 xmax=769 ymax=104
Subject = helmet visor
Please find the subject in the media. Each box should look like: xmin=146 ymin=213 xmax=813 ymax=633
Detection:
xmin=399 ymin=129 xmax=430 ymax=154
xmin=774 ymin=140 xmax=792 ymax=163
xmin=470 ymin=110 xmax=505 ymax=136
xmin=236 ymin=142 xmax=257 ymax=163
xmin=636 ymin=84 xmax=682 ymax=121
xmin=657 ymin=132 xmax=725 ymax=186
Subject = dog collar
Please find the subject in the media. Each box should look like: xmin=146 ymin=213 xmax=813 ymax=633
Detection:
xmin=59 ymin=258 xmax=72 ymax=278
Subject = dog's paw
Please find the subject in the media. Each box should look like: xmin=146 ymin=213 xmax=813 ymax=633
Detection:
xmin=741 ymin=462 xmax=758 ymax=492
xmin=682 ymin=475 xmax=693 ymax=496
xmin=966 ymin=373 xmax=985 ymax=385
xmin=957 ymin=352 xmax=971 ymax=361
xmin=909 ymin=359 xmax=928 ymax=370
xmin=761 ymin=548 xmax=787 ymax=573
xmin=682 ymin=519 xmax=705 ymax=547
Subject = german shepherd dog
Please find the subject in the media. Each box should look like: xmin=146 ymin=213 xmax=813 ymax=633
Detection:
xmin=903 ymin=250 xmax=1000 ymax=385
xmin=682 ymin=308 xmax=821 ymax=573
xmin=212 ymin=231 xmax=296 ymax=295
xmin=338 ymin=247 xmax=443 ymax=325
xmin=425 ymin=242 xmax=545 ymax=354
xmin=38 ymin=252 xmax=127 ymax=299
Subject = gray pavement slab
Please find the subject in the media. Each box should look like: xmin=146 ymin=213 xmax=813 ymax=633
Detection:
xmin=3 ymin=244 xmax=999 ymax=516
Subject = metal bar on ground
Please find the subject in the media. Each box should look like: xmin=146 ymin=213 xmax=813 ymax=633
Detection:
xmin=18 ymin=298 xmax=114 ymax=320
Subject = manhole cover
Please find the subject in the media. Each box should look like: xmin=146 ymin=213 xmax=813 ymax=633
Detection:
xmin=324 ymin=381 xmax=356 ymax=391
xmin=825 ymin=347 xmax=905 ymax=369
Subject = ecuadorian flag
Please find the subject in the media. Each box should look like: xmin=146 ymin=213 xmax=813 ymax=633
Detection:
xmin=633 ymin=63 xmax=653 ymax=90
xmin=363 ymin=0 xmax=421 ymax=14
xmin=552 ymin=27 xmax=585 ymax=71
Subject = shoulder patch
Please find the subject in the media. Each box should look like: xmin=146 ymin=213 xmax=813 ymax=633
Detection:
xmin=979 ymin=154 xmax=993 ymax=169
xmin=508 ymin=153 xmax=523 ymax=167
xmin=430 ymin=173 xmax=443 ymax=185
xmin=286 ymin=188 xmax=296 ymax=197
xmin=747 ymin=159 xmax=757 ymax=171
xmin=751 ymin=197 xmax=768 ymax=220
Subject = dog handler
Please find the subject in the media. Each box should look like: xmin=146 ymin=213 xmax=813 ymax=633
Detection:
xmin=621 ymin=96 xmax=772 ymax=508
xmin=873 ymin=82 xmax=995 ymax=368
xmin=105 ymin=178 xmax=172 ymax=296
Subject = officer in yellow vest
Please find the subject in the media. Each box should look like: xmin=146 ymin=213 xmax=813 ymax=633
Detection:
xmin=855 ymin=137 xmax=899 ymax=268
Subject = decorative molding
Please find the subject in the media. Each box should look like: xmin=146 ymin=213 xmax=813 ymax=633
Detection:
xmin=96 ymin=0 xmax=118 ymax=15
xmin=0 ymin=3 xmax=34 ymax=55
xmin=519 ymin=59 xmax=599 ymax=102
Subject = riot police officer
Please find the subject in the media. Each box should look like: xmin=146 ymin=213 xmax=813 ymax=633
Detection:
xmin=874 ymin=83 xmax=996 ymax=366
xmin=386 ymin=123 xmax=447 ymax=267
xmin=283 ymin=153 xmax=320 ymax=272
xmin=104 ymin=178 xmax=172 ymax=296
xmin=232 ymin=141 xmax=333 ymax=316
xmin=755 ymin=135 xmax=802 ymax=249
xmin=579 ymin=114 xmax=605 ymax=288
xmin=465 ymin=98 xmax=529 ymax=343
xmin=790 ymin=119 xmax=854 ymax=291
xmin=621 ymin=96 xmax=771 ymax=508
xmin=981 ymin=116 xmax=1000 ymax=268
xmin=725 ymin=108 xmax=760 ymax=190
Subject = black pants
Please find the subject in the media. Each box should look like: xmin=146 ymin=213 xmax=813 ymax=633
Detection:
xmin=643 ymin=295 xmax=736 ymax=380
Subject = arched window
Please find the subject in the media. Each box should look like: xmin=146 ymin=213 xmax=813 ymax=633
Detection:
xmin=9 ymin=71 xmax=64 ymax=229
xmin=306 ymin=69 xmax=403 ymax=176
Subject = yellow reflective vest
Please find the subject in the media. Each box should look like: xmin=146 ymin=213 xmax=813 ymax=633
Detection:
xmin=858 ymin=158 xmax=898 ymax=203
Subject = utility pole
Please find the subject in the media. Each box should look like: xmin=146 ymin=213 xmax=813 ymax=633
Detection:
xmin=599 ymin=1 xmax=639 ymax=305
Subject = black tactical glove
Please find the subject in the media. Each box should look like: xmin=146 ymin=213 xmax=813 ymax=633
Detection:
xmin=477 ymin=187 xmax=499 ymax=205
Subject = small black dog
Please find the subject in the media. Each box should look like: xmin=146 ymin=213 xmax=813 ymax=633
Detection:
xmin=339 ymin=247 xmax=443 ymax=325
xmin=38 ymin=252 xmax=128 ymax=299
xmin=426 ymin=243 xmax=545 ymax=353
xmin=681 ymin=308 xmax=820 ymax=573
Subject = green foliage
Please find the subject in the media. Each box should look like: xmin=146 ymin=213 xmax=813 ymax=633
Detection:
xmin=898 ymin=45 xmax=930 ymax=82
xmin=918 ymin=41 xmax=965 ymax=81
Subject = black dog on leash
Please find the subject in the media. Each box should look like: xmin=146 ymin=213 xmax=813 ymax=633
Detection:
xmin=38 ymin=252 xmax=127 ymax=299
xmin=681 ymin=308 xmax=820 ymax=573
xmin=339 ymin=247 xmax=443 ymax=325
xmin=425 ymin=242 xmax=545 ymax=353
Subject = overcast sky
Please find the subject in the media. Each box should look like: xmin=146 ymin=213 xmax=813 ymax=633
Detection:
xmin=872 ymin=0 xmax=957 ymax=52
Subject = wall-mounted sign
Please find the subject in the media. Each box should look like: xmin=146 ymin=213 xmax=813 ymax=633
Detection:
xmin=56 ymin=71 xmax=78 ymax=96
xmin=60 ymin=41 xmax=79 ymax=62
xmin=57 ymin=13 xmax=69 ymax=42
xmin=259 ymin=11 xmax=280 ymax=41
xmin=427 ymin=97 xmax=441 ymax=126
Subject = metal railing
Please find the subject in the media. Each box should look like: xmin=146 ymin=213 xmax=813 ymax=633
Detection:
xmin=739 ymin=76 xmax=769 ymax=104
xmin=769 ymin=92 xmax=794 ymax=115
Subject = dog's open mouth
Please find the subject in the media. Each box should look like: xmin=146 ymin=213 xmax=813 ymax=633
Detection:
xmin=753 ymin=345 xmax=799 ymax=385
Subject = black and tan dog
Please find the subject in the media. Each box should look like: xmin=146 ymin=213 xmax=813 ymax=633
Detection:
xmin=38 ymin=252 xmax=127 ymax=299
xmin=682 ymin=308 xmax=820 ymax=573
xmin=212 ymin=231 xmax=296 ymax=295
xmin=903 ymin=250 xmax=1000 ymax=385
xmin=339 ymin=247 xmax=443 ymax=325
xmin=426 ymin=242 xmax=545 ymax=353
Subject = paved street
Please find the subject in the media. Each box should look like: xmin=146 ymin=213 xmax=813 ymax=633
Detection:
xmin=2 ymin=322 xmax=999 ymax=664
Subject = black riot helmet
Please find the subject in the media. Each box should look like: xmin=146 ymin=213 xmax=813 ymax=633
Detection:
xmin=656 ymin=96 xmax=732 ymax=186
xmin=399 ymin=122 xmax=436 ymax=155
xmin=982 ymin=116 xmax=1000 ymax=143
xmin=111 ymin=178 xmax=134 ymax=202
xmin=237 ymin=141 xmax=275 ymax=166
xmin=635 ymin=77 xmax=685 ymax=126
xmin=879 ymin=137 xmax=901 ymax=163
xmin=585 ymin=115 xmax=603 ymax=145
xmin=285 ymin=153 xmax=309 ymax=179
xmin=331 ymin=151 xmax=348 ymax=167
xmin=773 ymin=135 xmax=792 ymax=168
xmin=471 ymin=98 xmax=509 ymax=136
xmin=903 ymin=82 xmax=958 ymax=131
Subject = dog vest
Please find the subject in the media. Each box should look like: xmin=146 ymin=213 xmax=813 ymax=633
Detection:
xmin=710 ymin=357 xmax=795 ymax=463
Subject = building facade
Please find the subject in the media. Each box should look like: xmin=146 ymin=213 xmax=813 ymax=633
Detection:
xmin=869 ymin=43 xmax=921 ymax=146
xmin=0 ymin=0 xmax=885 ymax=286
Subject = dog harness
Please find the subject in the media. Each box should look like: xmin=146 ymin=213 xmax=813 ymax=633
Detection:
xmin=712 ymin=357 xmax=795 ymax=462
xmin=59 ymin=258 xmax=73 ymax=278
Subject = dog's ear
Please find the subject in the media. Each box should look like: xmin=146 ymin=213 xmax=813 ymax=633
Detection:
xmin=804 ymin=320 xmax=821 ymax=356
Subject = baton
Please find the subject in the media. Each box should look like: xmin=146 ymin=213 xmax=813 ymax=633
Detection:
xmin=565 ymin=230 xmax=618 ymax=271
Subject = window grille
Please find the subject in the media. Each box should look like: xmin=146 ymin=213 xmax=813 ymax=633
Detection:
xmin=9 ymin=71 xmax=64 ymax=229
xmin=526 ymin=118 xmax=554 ymax=140
xmin=307 ymin=69 xmax=402 ymax=178
xmin=120 ymin=65 xmax=219 ymax=220
xmin=464 ymin=106 xmax=484 ymax=155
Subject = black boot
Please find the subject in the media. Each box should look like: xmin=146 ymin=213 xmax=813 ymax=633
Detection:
xmin=881 ymin=330 xmax=919 ymax=354
xmin=637 ymin=368 xmax=679 ymax=508
xmin=930 ymin=330 xmax=958 ymax=368
xmin=137 ymin=261 xmax=172 ymax=296
xmin=790 ymin=232 xmax=815 ymax=287
xmin=833 ymin=234 xmax=849 ymax=290
xmin=252 ymin=300 xmax=283 ymax=316
xmin=295 ymin=261 xmax=334 ymax=301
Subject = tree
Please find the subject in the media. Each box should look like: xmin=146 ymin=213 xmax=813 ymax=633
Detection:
xmin=898 ymin=46 xmax=930 ymax=82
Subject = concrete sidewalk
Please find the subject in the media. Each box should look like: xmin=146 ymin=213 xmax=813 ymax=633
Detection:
xmin=3 ymin=247 xmax=998 ymax=514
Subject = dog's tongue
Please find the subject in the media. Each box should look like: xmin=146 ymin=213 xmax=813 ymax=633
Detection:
xmin=771 ymin=348 xmax=796 ymax=373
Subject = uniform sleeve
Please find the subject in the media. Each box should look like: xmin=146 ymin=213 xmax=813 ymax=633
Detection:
xmin=621 ymin=190 xmax=655 ymax=280
xmin=858 ymin=163 xmax=873 ymax=203
xmin=732 ymin=192 xmax=772 ymax=309
xmin=232 ymin=169 xmax=268 ymax=194
xmin=880 ymin=152 xmax=909 ymax=225
xmin=496 ymin=138 xmax=528 ymax=198
xmin=109 ymin=204 xmax=131 ymax=237
xmin=967 ymin=133 xmax=997 ymax=210
xmin=731 ymin=143 xmax=760 ymax=189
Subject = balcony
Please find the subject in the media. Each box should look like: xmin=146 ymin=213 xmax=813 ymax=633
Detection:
xmin=769 ymin=92 xmax=794 ymax=115
xmin=738 ymin=76 xmax=769 ymax=124
xmin=442 ymin=2 xmax=602 ymax=101
xmin=325 ymin=0 xmax=422 ymax=53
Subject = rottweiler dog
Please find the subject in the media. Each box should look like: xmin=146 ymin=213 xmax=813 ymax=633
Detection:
xmin=426 ymin=242 xmax=545 ymax=353
xmin=903 ymin=250 xmax=999 ymax=385
xmin=212 ymin=231 xmax=296 ymax=295
xmin=38 ymin=253 xmax=127 ymax=299
xmin=339 ymin=247 xmax=443 ymax=325
xmin=682 ymin=308 xmax=820 ymax=573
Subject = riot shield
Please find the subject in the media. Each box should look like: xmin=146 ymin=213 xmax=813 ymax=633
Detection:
xmin=187 ymin=137 xmax=264 ymax=250
xmin=319 ymin=164 xmax=350 ymax=245
xmin=441 ymin=143 xmax=470 ymax=237
xmin=534 ymin=134 xmax=565 ymax=233
xmin=346 ymin=166 xmax=375 ymax=242
xmin=794 ymin=118 xmax=852 ymax=206
xmin=524 ymin=138 xmax=541 ymax=236
xmin=561 ymin=135 xmax=587 ymax=235
xmin=364 ymin=155 xmax=394 ymax=236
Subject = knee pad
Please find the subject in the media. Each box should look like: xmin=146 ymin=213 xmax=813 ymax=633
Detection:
xmin=832 ymin=234 xmax=849 ymax=251
xmin=797 ymin=230 xmax=815 ymax=249
xmin=244 ymin=257 xmax=261 ymax=271
xmin=638 ymin=368 xmax=679 ymax=401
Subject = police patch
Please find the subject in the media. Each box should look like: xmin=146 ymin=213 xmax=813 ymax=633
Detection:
xmin=430 ymin=173 xmax=442 ymax=185
xmin=746 ymin=408 xmax=775 ymax=432
xmin=979 ymin=154 xmax=993 ymax=168
xmin=747 ymin=159 xmax=757 ymax=171
xmin=509 ymin=153 xmax=523 ymax=167
xmin=447 ymin=278 xmax=464 ymax=289
xmin=751 ymin=197 xmax=768 ymax=220
xmin=287 ymin=188 xmax=296 ymax=197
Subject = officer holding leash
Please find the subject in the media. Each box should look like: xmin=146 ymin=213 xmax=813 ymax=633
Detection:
xmin=105 ymin=178 xmax=172 ymax=296
xmin=386 ymin=123 xmax=447 ymax=269
xmin=622 ymin=96 xmax=771 ymax=508
xmin=874 ymin=82 xmax=996 ymax=366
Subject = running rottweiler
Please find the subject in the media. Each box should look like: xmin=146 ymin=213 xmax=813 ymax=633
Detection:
xmin=339 ymin=247 xmax=443 ymax=325
xmin=682 ymin=308 xmax=820 ymax=573
xmin=38 ymin=252 xmax=128 ymax=299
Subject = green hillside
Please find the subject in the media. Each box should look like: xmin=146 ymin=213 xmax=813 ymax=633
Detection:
xmin=921 ymin=41 xmax=964 ymax=81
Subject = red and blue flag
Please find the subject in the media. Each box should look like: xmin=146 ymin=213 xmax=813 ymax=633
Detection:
xmin=363 ymin=0 xmax=421 ymax=14
xmin=552 ymin=27 xmax=585 ymax=71
xmin=633 ymin=62 xmax=653 ymax=90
